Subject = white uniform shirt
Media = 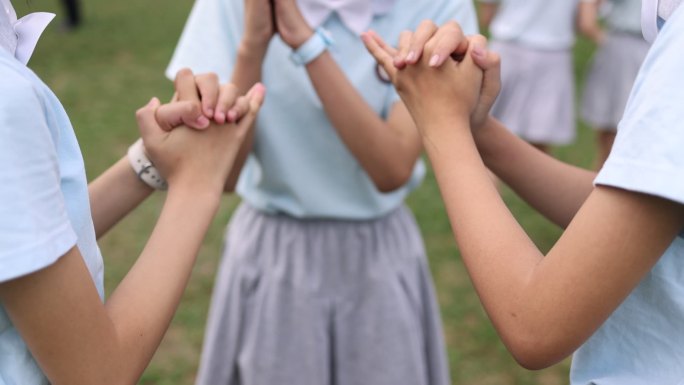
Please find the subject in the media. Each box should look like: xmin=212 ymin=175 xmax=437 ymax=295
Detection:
xmin=0 ymin=39 xmax=103 ymax=385
xmin=481 ymin=0 xmax=588 ymax=50
xmin=167 ymin=0 xmax=478 ymax=219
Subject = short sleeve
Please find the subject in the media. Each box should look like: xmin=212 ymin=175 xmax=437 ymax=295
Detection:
xmin=0 ymin=72 xmax=77 ymax=282
xmin=165 ymin=0 xmax=244 ymax=83
xmin=595 ymin=8 xmax=684 ymax=205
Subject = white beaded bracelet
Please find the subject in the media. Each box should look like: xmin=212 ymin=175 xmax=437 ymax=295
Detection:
xmin=127 ymin=138 xmax=168 ymax=190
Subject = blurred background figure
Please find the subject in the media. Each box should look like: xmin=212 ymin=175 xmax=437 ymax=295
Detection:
xmin=580 ymin=0 xmax=649 ymax=168
xmin=59 ymin=0 xmax=80 ymax=29
xmin=478 ymin=0 xmax=595 ymax=154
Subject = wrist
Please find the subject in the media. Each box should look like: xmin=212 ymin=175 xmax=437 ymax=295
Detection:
xmin=166 ymin=179 xmax=222 ymax=211
xmin=238 ymin=39 xmax=269 ymax=60
xmin=289 ymin=27 xmax=334 ymax=66
xmin=128 ymin=138 xmax=168 ymax=191
xmin=287 ymin=26 xmax=315 ymax=49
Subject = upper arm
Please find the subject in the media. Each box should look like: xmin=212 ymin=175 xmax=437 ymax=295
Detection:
xmin=0 ymin=76 xmax=77 ymax=282
xmin=507 ymin=186 xmax=684 ymax=368
xmin=0 ymin=247 xmax=121 ymax=385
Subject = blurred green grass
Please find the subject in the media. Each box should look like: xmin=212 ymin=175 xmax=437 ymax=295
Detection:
xmin=16 ymin=0 xmax=598 ymax=383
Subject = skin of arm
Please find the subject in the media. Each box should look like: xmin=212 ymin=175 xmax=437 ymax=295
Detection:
xmin=305 ymin=52 xmax=423 ymax=192
xmin=90 ymin=72 xmax=241 ymax=239
xmin=88 ymin=156 xmax=154 ymax=239
xmin=577 ymin=0 xmax=605 ymax=44
xmin=272 ymin=0 xmax=423 ymax=192
xmin=221 ymin=0 xmax=274 ymax=192
xmin=0 ymin=90 xmax=264 ymax=384
xmin=223 ymin=41 xmax=269 ymax=192
xmin=478 ymin=2 xmax=499 ymax=31
xmin=363 ymin=27 xmax=684 ymax=369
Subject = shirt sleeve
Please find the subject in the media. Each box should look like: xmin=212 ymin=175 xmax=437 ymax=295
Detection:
xmin=0 ymin=72 xmax=77 ymax=282
xmin=594 ymin=8 xmax=684 ymax=206
xmin=165 ymin=0 xmax=244 ymax=83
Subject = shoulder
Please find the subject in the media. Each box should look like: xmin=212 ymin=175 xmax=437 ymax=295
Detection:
xmin=0 ymin=58 xmax=51 ymax=154
xmin=0 ymin=58 xmax=44 ymax=116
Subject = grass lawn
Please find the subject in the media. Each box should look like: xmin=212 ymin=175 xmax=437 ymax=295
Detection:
xmin=16 ymin=0 xmax=598 ymax=383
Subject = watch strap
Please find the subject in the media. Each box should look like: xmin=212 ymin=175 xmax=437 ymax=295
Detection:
xmin=127 ymin=138 xmax=168 ymax=191
xmin=290 ymin=27 xmax=334 ymax=66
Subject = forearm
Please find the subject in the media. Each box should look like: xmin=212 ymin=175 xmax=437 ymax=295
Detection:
xmin=306 ymin=53 xmax=421 ymax=191
xmin=223 ymin=43 xmax=266 ymax=191
xmin=475 ymin=117 xmax=596 ymax=228
xmin=0 ymin=188 xmax=220 ymax=385
xmin=89 ymin=156 xmax=154 ymax=239
xmin=577 ymin=1 xmax=604 ymax=44
xmin=422 ymin=117 xmax=550 ymax=356
xmin=104 ymin=187 xmax=220 ymax=382
xmin=478 ymin=3 xmax=498 ymax=30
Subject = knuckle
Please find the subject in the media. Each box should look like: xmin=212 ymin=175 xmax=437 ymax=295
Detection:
xmin=223 ymin=83 xmax=238 ymax=96
xmin=175 ymin=67 xmax=193 ymax=81
xmin=135 ymin=108 xmax=145 ymax=120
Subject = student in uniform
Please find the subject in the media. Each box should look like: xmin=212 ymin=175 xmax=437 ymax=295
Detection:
xmin=580 ymin=0 xmax=651 ymax=168
xmin=0 ymin=1 xmax=264 ymax=383
xmin=363 ymin=0 xmax=684 ymax=382
xmin=166 ymin=0 xmax=477 ymax=384
xmin=478 ymin=0 xmax=594 ymax=154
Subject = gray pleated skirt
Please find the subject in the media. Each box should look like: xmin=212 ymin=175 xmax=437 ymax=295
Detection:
xmin=490 ymin=40 xmax=576 ymax=145
xmin=581 ymin=31 xmax=650 ymax=130
xmin=195 ymin=203 xmax=450 ymax=385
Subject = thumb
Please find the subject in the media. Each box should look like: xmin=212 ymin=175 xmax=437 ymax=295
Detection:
xmin=470 ymin=35 xmax=501 ymax=104
xmin=237 ymin=83 xmax=266 ymax=130
xmin=135 ymin=97 xmax=163 ymax=141
xmin=469 ymin=36 xmax=501 ymax=120
xmin=248 ymin=83 xmax=266 ymax=115
xmin=155 ymin=101 xmax=210 ymax=132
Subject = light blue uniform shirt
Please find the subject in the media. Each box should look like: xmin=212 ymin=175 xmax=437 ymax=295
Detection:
xmin=572 ymin=6 xmax=684 ymax=384
xmin=480 ymin=0 xmax=587 ymax=50
xmin=167 ymin=0 xmax=478 ymax=219
xmin=0 ymin=49 xmax=104 ymax=384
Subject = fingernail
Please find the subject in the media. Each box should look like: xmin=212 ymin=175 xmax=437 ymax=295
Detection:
xmin=206 ymin=107 xmax=214 ymax=116
xmin=196 ymin=116 xmax=210 ymax=127
xmin=406 ymin=51 xmax=416 ymax=62
xmin=215 ymin=111 xmax=226 ymax=124
xmin=227 ymin=110 xmax=237 ymax=122
xmin=429 ymin=54 xmax=440 ymax=67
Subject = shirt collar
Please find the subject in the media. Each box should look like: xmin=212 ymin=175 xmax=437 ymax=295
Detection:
xmin=296 ymin=0 xmax=396 ymax=35
xmin=0 ymin=0 xmax=54 ymax=64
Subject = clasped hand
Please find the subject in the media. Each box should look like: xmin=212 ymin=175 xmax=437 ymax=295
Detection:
xmin=243 ymin=0 xmax=314 ymax=49
xmin=134 ymin=69 xmax=265 ymax=194
xmin=361 ymin=21 xmax=501 ymax=132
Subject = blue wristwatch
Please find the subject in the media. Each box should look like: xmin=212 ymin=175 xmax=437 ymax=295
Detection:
xmin=290 ymin=27 xmax=334 ymax=66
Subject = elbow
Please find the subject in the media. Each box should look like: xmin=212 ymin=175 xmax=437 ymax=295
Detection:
xmin=372 ymin=165 xmax=414 ymax=193
xmin=503 ymin=330 xmax=571 ymax=370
